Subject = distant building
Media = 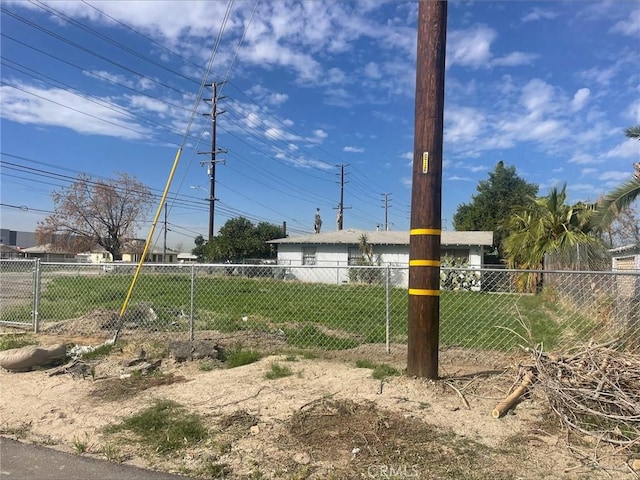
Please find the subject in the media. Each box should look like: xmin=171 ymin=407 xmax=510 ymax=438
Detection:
xmin=0 ymin=229 xmax=36 ymax=248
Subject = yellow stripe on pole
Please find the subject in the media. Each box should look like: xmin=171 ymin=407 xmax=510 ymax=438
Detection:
xmin=410 ymin=228 xmax=441 ymax=235
xmin=409 ymin=260 xmax=441 ymax=267
xmin=408 ymin=288 xmax=441 ymax=296
xmin=118 ymin=148 xmax=183 ymax=320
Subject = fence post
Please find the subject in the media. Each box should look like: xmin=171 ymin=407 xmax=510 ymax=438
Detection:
xmin=189 ymin=264 xmax=196 ymax=342
xmin=33 ymin=259 xmax=41 ymax=333
xmin=386 ymin=264 xmax=391 ymax=354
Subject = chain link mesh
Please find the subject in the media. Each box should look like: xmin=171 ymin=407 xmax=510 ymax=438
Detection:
xmin=1 ymin=261 xmax=638 ymax=359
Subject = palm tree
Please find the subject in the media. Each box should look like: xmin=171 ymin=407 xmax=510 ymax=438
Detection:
xmin=503 ymin=185 xmax=602 ymax=290
xmin=625 ymin=125 xmax=640 ymax=139
xmin=594 ymin=126 xmax=640 ymax=229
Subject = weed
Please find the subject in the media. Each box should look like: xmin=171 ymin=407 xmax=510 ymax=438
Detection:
xmin=90 ymin=372 xmax=187 ymax=402
xmin=371 ymin=363 xmax=400 ymax=380
xmin=105 ymin=399 xmax=208 ymax=454
xmin=284 ymin=355 xmax=298 ymax=362
xmin=356 ymin=360 xmax=401 ymax=380
xmin=265 ymin=362 xmax=293 ymax=380
xmin=198 ymin=462 xmax=232 ymax=479
xmin=225 ymin=345 xmax=261 ymax=368
xmin=0 ymin=333 xmax=38 ymax=351
xmin=80 ymin=342 xmax=116 ymax=360
xmin=355 ymin=359 xmax=376 ymax=369
xmin=36 ymin=435 xmax=57 ymax=446
xmin=198 ymin=359 xmax=215 ymax=371
xmin=72 ymin=433 xmax=92 ymax=454
xmin=1 ymin=421 xmax=32 ymax=439
xmin=101 ymin=442 xmax=126 ymax=462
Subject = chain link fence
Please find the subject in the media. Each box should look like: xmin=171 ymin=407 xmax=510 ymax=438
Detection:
xmin=1 ymin=260 xmax=638 ymax=361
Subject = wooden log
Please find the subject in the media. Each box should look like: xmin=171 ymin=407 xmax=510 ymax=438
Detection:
xmin=492 ymin=371 xmax=534 ymax=418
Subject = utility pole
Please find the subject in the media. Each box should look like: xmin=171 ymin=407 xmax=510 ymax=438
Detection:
xmin=381 ymin=193 xmax=392 ymax=231
xmin=335 ymin=164 xmax=351 ymax=230
xmin=163 ymin=202 xmax=167 ymax=263
xmin=198 ymin=81 xmax=227 ymax=241
xmin=407 ymin=0 xmax=447 ymax=380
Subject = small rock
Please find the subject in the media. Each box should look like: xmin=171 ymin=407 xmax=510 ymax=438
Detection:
xmin=630 ymin=459 xmax=640 ymax=471
xmin=249 ymin=425 xmax=260 ymax=435
xmin=293 ymin=452 xmax=311 ymax=465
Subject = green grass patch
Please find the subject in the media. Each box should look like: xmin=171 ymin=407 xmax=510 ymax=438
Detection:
xmin=284 ymin=324 xmax=359 ymax=350
xmin=105 ymin=399 xmax=208 ymax=454
xmin=355 ymin=360 xmax=401 ymax=380
xmin=265 ymin=362 xmax=293 ymax=380
xmin=224 ymin=345 xmax=261 ymax=368
xmin=0 ymin=333 xmax=38 ymax=351
xmin=21 ymin=274 xmax=599 ymax=353
xmin=80 ymin=342 xmax=117 ymax=360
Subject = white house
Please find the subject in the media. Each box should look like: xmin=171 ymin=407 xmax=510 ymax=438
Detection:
xmin=610 ymin=244 xmax=640 ymax=271
xmin=268 ymin=229 xmax=493 ymax=286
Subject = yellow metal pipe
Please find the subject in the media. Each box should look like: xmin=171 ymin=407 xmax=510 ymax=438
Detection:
xmin=118 ymin=148 xmax=183 ymax=320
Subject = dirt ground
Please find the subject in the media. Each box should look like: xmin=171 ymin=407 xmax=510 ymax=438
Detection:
xmin=0 ymin=334 xmax=637 ymax=479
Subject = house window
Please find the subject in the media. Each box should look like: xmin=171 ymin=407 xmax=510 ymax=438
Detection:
xmin=348 ymin=247 xmax=361 ymax=266
xmin=302 ymin=247 xmax=316 ymax=265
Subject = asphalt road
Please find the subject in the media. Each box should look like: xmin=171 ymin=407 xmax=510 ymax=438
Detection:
xmin=0 ymin=438 xmax=199 ymax=480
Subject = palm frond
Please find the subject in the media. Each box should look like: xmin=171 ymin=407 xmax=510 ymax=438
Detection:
xmin=594 ymin=177 xmax=640 ymax=228
xmin=625 ymin=125 xmax=640 ymax=140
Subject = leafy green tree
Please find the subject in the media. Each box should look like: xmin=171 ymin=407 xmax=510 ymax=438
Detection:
xmin=198 ymin=217 xmax=285 ymax=262
xmin=453 ymin=161 xmax=538 ymax=258
xmin=191 ymin=235 xmax=207 ymax=262
xmin=503 ymin=184 xmax=602 ymax=289
xmin=594 ymin=126 xmax=640 ymax=229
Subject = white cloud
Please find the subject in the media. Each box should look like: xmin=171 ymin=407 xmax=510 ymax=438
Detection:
xmin=327 ymin=67 xmax=346 ymax=84
xmin=447 ymin=25 xmax=496 ymax=68
xmin=605 ymin=139 xmax=640 ymax=159
xmin=521 ymin=8 xmax=559 ymax=23
xmin=364 ymin=62 xmax=382 ymax=79
xmin=628 ymin=99 xmax=640 ymax=124
xmin=84 ymin=70 xmax=134 ymax=88
xmin=570 ymin=153 xmax=600 ymax=165
xmin=611 ymin=8 xmax=640 ymax=36
xmin=244 ymin=112 xmax=261 ymax=129
xmin=127 ymin=95 xmax=168 ymax=113
xmin=447 ymin=105 xmax=485 ymax=138
xmin=0 ymin=83 xmax=147 ymax=139
xmin=313 ymin=129 xmax=327 ymax=139
xmin=490 ymin=52 xmax=537 ymax=67
xmin=570 ymin=88 xmax=590 ymax=112
xmin=266 ymin=93 xmax=289 ymax=105
xmin=599 ymin=170 xmax=635 ymax=182
xmin=343 ymin=146 xmax=364 ymax=153
xmin=581 ymin=168 xmax=597 ymax=175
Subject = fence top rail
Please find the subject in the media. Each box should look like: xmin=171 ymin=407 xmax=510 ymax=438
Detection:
xmin=8 ymin=260 xmax=638 ymax=277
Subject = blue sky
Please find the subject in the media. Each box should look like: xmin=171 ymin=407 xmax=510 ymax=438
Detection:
xmin=1 ymin=0 xmax=639 ymax=250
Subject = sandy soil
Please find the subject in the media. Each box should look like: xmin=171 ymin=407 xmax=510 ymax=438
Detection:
xmin=0 ymin=338 xmax=635 ymax=479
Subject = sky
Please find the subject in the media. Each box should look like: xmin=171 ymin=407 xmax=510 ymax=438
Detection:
xmin=1 ymin=0 xmax=639 ymax=251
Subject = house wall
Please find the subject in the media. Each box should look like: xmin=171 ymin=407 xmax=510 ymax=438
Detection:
xmin=276 ymin=243 xmax=484 ymax=286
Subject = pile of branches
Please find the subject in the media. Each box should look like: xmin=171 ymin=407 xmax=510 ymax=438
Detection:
xmin=528 ymin=340 xmax=640 ymax=451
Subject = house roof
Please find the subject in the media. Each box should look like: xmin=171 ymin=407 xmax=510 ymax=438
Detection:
xmin=0 ymin=244 xmax=24 ymax=253
xmin=608 ymin=244 xmax=640 ymax=254
xmin=268 ymin=229 xmax=494 ymax=247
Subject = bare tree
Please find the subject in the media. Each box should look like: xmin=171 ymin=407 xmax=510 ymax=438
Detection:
xmin=36 ymin=172 xmax=153 ymax=260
